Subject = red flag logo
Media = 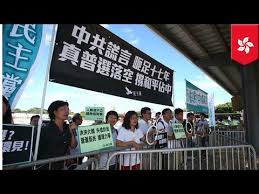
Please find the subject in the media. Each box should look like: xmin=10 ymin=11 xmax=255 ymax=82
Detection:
xmin=231 ymin=24 xmax=258 ymax=66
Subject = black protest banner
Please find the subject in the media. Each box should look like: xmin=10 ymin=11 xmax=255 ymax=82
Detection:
xmin=2 ymin=124 xmax=34 ymax=166
xmin=50 ymin=24 xmax=174 ymax=106
xmin=154 ymin=132 xmax=168 ymax=149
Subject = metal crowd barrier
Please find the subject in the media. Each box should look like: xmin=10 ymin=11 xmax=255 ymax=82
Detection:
xmin=214 ymin=124 xmax=244 ymax=131
xmin=106 ymin=145 xmax=257 ymax=170
xmin=3 ymin=147 xmax=130 ymax=170
xmin=3 ymin=130 xmax=252 ymax=171
xmin=209 ymin=130 xmax=246 ymax=146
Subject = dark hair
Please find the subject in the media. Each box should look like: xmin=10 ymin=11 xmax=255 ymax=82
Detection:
xmin=122 ymin=111 xmax=138 ymax=130
xmin=187 ymin=112 xmax=194 ymax=118
xmin=30 ymin=115 xmax=40 ymax=122
xmin=3 ymin=96 xmax=13 ymax=124
xmin=175 ymin=108 xmax=183 ymax=115
xmin=140 ymin=107 xmax=151 ymax=117
xmin=200 ymin=113 xmax=206 ymax=117
xmin=47 ymin=100 xmax=69 ymax=120
xmin=156 ymin=112 xmax=161 ymax=116
xmin=72 ymin=113 xmax=82 ymax=122
xmin=162 ymin=108 xmax=172 ymax=115
xmin=105 ymin=111 xmax=119 ymax=123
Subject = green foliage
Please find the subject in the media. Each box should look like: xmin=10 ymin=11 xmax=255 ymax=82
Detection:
xmin=215 ymin=102 xmax=233 ymax=113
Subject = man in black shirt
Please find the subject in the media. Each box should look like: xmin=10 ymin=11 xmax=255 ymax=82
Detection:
xmin=37 ymin=100 xmax=77 ymax=170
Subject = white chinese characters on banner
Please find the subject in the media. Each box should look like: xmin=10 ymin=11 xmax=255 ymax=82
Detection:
xmin=5 ymin=43 xmax=31 ymax=72
xmin=3 ymin=141 xmax=29 ymax=152
xmin=10 ymin=24 xmax=37 ymax=44
xmin=143 ymin=76 xmax=152 ymax=89
xmin=135 ymin=73 xmax=145 ymax=87
xmin=80 ymin=51 xmax=97 ymax=71
xmin=57 ymin=24 xmax=172 ymax=96
xmin=96 ymin=57 xmax=111 ymax=77
xmin=2 ymin=129 xmax=30 ymax=153
xmin=72 ymin=25 xmax=91 ymax=45
xmin=105 ymin=41 xmax=120 ymax=61
xmin=3 ymin=24 xmax=46 ymax=110
xmin=118 ymin=49 xmax=132 ymax=66
xmin=110 ymin=63 xmax=123 ymax=80
xmin=89 ymin=34 xmax=106 ymax=55
xmin=122 ymin=68 xmax=134 ymax=84
xmin=58 ymin=42 xmax=81 ymax=66
xmin=3 ymin=73 xmax=22 ymax=99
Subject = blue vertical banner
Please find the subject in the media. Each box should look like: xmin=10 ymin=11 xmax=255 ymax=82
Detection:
xmin=208 ymin=93 xmax=215 ymax=127
xmin=3 ymin=24 xmax=47 ymax=110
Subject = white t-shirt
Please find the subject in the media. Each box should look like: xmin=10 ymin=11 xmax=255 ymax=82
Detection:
xmin=138 ymin=119 xmax=151 ymax=134
xmin=156 ymin=118 xmax=180 ymax=149
xmin=114 ymin=120 xmax=123 ymax=131
xmin=116 ymin=127 xmax=144 ymax=166
xmin=156 ymin=118 xmax=172 ymax=136
xmin=197 ymin=119 xmax=209 ymax=133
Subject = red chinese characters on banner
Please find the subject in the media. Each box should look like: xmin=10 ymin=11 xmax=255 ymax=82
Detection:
xmin=231 ymin=24 xmax=258 ymax=66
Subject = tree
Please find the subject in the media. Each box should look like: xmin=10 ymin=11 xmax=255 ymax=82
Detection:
xmin=26 ymin=107 xmax=48 ymax=114
xmin=215 ymin=102 xmax=233 ymax=113
xmin=80 ymin=111 xmax=86 ymax=118
xmin=14 ymin=108 xmax=23 ymax=113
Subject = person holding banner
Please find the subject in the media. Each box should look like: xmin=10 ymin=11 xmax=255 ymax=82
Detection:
xmin=116 ymin=111 xmax=145 ymax=170
xmin=154 ymin=108 xmax=174 ymax=169
xmin=171 ymin=108 xmax=187 ymax=148
xmin=172 ymin=108 xmax=184 ymax=124
xmin=3 ymin=96 xmax=14 ymax=124
xmin=156 ymin=108 xmax=174 ymax=145
xmin=37 ymin=100 xmax=78 ymax=170
xmin=98 ymin=111 xmax=119 ymax=170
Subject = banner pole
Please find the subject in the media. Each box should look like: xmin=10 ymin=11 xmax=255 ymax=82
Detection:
xmin=185 ymin=79 xmax=187 ymax=112
xmin=33 ymin=24 xmax=58 ymax=164
xmin=172 ymin=71 xmax=175 ymax=110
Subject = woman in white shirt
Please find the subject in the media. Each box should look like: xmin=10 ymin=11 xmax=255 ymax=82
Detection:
xmin=116 ymin=111 xmax=145 ymax=170
xmin=99 ymin=111 xmax=119 ymax=170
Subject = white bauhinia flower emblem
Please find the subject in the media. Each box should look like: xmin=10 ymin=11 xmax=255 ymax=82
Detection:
xmin=237 ymin=37 xmax=254 ymax=54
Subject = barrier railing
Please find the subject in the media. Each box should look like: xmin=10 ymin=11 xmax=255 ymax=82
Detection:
xmin=3 ymin=143 xmax=154 ymax=170
xmin=3 ymin=147 xmax=129 ymax=170
xmin=3 ymin=131 xmax=253 ymax=170
xmin=209 ymin=130 xmax=246 ymax=146
xmin=106 ymin=145 xmax=257 ymax=170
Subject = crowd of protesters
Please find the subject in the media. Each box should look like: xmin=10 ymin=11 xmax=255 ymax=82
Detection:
xmin=3 ymin=96 xmax=210 ymax=170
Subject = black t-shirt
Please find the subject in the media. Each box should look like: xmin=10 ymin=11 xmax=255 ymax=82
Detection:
xmin=38 ymin=121 xmax=72 ymax=161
